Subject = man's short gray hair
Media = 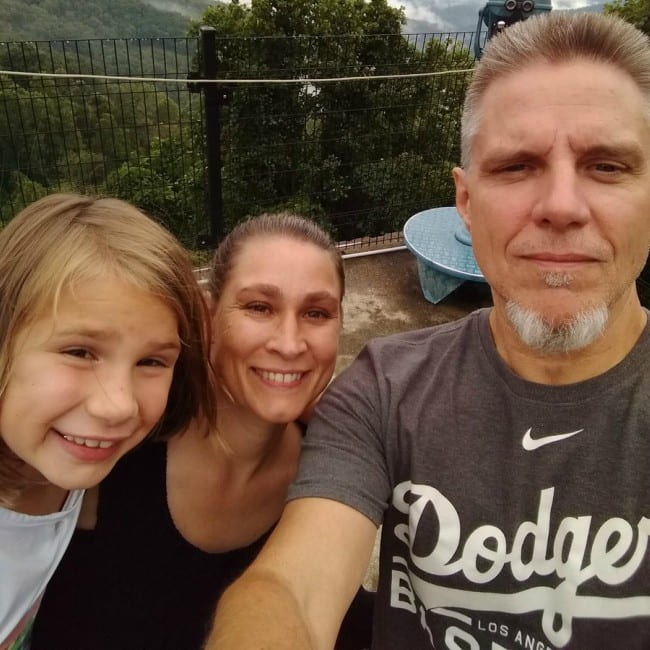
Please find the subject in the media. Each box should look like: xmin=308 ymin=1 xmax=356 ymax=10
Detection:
xmin=461 ymin=12 xmax=650 ymax=168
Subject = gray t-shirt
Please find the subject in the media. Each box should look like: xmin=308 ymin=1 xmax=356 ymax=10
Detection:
xmin=290 ymin=308 xmax=650 ymax=649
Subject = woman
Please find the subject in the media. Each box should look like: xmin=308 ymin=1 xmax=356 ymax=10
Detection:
xmin=31 ymin=212 xmax=371 ymax=649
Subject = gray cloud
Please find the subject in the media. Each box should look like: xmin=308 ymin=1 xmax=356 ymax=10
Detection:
xmin=389 ymin=0 xmax=594 ymax=19
xmin=389 ymin=0 xmax=600 ymax=31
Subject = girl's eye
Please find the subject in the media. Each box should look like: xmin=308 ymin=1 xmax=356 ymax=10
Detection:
xmin=137 ymin=358 xmax=167 ymax=368
xmin=63 ymin=348 xmax=94 ymax=360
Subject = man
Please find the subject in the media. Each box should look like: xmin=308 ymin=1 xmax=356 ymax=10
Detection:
xmin=208 ymin=12 xmax=650 ymax=649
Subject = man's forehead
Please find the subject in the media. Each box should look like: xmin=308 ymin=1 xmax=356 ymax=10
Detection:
xmin=472 ymin=59 xmax=650 ymax=153
xmin=479 ymin=57 xmax=641 ymax=107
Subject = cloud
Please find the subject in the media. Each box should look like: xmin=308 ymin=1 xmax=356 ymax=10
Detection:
xmin=389 ymin=1 xmax=444 ymax=24
xmin=552 ymin=0 xmax=592 ymax=7
xmin=388 ymin=0 xmax=595 ymax=16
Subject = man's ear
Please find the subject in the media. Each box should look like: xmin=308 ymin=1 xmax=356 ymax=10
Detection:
xmin=452 ymin=166 xmax=472 ymax=232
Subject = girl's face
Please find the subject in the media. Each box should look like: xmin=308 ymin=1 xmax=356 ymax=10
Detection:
xmin=0 ymin=275 xmax=180 ymax=490
xmin=212 ymin=236 xmax=342 ymax=425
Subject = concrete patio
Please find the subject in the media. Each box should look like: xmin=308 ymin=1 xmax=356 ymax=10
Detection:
xmin=337 ymin=247 xmax=493 ymax=374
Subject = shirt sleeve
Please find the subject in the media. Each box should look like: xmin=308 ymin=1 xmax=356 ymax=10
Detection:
xmin=288 ymin=342 xmax=391 ymax=526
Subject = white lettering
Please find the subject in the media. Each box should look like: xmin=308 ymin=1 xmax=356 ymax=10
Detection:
xmin=391 ymin=482 xmax=650 ymax=647
xmin=591 ymin=517 xmax=650 ymax=584
xmin=553 ymin=516 xmax=591 ymax=584
xmin=513 ymin=630 xmax=553 ymax=650
xmin=394 ymin=483 xmax=462 ymax=576
xmin=418 ymin=604 xmax=435 ymax=646
xmin=463 ymin=525 xmax=508 ymax=583
xmin=511 ymin=489 xmax=554 ymax=580
xmin=390 ymin=556 xmax=417 ymax=613
xmin=445 ymin=625 xmax=479 ymax=650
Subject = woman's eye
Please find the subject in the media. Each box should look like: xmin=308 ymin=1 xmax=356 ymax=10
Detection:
xmin=305 ymin=309 xmax=329 ymax=320
xmin=246 ymin=303 xmax=271 ymax=314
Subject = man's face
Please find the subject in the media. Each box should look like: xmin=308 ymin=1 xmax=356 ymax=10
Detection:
xmin=453 ymin=59 xmax=650 ymax=329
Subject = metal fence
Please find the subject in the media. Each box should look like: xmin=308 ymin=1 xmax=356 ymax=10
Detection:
xmin=0 ymin=36 xmax=207 ymax=246
xmin=0 ymin=30 xmax=477 ymax=248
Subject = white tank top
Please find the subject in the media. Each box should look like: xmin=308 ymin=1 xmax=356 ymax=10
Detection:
xmin=0 ymin=489 xmax=83 ymax=648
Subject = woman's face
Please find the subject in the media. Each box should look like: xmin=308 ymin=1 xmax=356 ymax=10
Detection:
xmin=212 ymin=235 xmax=342 ymax=425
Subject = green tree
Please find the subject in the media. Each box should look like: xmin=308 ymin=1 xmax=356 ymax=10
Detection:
xmin=192 ymin=0 xmax=471 ymax=238
xmin=0 ymin=76 xmax=79 ymax=191
xmin=604 ymin=0 xmax=650 ymax=34
xmin=0 ymin=38 xmax=193 ymax=231
xmin=104 ymin=134 xmax=208 ymax=246
xmin=0 ymin=171 xmax=47 ymax=225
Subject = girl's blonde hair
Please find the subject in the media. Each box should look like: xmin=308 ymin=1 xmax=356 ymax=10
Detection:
xmin=0 ymin=193 xmax=217 ymax=504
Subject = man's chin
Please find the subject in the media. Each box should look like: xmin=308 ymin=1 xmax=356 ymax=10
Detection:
xmin=505 ymin=301 xmax=609 ymax=354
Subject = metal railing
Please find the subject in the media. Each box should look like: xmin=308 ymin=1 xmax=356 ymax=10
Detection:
xmin=0 ymin=30 xmax=476 ymax=248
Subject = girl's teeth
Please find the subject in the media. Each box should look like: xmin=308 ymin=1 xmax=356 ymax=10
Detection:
xmin=62 ymin=435 xmax=114 ymax=449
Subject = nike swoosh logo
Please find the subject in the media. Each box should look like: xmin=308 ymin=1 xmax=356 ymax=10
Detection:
xmin=522 ymin=427 xmax=584 ymax=451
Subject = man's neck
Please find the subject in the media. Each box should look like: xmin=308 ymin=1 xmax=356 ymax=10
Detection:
xmin=488 ymin=300 xmax=647 ymax=385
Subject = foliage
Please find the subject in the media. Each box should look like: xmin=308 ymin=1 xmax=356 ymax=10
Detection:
xmin=0 ymin=172 xmax=47 ymax=225
xmin=604 ymin=0 xmax=650 ymax=34
xmin=192 ymin=0 xmax=472 ymax=239
xmin=0 ymin=41 xmax=206 ymax=244
xmin=0 ymin=0 xmax=475 ymax=245
xmin=105 ymin=133 xmax=207 ymax=247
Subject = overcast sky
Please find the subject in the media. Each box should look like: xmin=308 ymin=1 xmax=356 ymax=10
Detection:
xmin=387 ymin=0 xmax=594 ymax=24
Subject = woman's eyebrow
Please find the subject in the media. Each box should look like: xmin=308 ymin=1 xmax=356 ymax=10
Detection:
xmin=304 ymin=290 xmax=338 ymax=302
xmin=236 ymin=283 xmax=281 ymax=297
xmin=236 ymin=286 xmax=339 ymax=302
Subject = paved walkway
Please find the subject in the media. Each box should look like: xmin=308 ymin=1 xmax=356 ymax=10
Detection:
xmin=338 ymin=248 xmax=492 ymax=373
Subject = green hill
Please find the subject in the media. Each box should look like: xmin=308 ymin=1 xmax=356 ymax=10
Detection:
xmin=145 ymin=0 xmax=216 ymax=19
xmin=0 ymin=0 xmax=193 ymax=41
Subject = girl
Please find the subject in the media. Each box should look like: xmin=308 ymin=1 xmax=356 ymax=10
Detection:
xmin=0 ymin=193 xmax=216 ymax=649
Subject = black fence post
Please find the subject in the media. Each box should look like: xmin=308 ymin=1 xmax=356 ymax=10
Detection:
xmin=199 ymin=26 xmax=223 ymax=246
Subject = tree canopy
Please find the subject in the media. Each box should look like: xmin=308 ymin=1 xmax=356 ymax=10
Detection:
xmin=187 ymin=0 xmax=473 ymax=238
xmin=0 ymin=0 xmax=475 ymax=245
xmin=604 ymin=0 xmax=650 ymax=34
